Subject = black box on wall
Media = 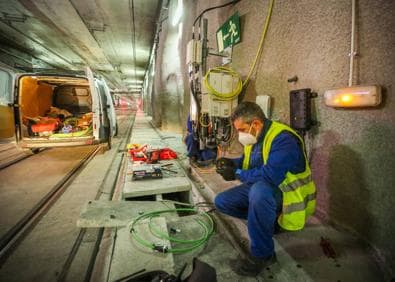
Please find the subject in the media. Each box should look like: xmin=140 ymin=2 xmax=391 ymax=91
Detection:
xmin=290 ymin=88 xmax=316 ymax=131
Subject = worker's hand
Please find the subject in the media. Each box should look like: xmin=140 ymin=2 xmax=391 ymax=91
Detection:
xmin=216 ymin=158 xmax=236 ymax=181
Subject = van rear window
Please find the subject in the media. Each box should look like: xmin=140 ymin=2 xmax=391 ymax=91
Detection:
xmin=0 ymin=70 xmax=11 ymax=104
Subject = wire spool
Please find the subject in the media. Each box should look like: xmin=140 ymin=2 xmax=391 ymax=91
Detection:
xmin=129 ymin=207 xmax=215 ymax=254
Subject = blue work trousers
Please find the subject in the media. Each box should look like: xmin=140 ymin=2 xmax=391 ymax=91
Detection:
xmin=214 ymin=180 xmax=282 ymax=258
xmin=185 ymin=133 xmax=216 ymax=161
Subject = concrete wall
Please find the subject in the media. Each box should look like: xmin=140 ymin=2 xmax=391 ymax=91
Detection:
xmin=144 ymin=0 xmax=395 ymax=275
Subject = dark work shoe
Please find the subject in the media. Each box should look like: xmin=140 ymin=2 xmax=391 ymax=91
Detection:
xmin=230 ymin=253 xmax=277 ymax=277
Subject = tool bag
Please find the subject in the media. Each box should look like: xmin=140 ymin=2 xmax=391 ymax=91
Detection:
xmin=159 ymin=148 xmax=177 ymax=160
xmin=31 ymin=117 xmax=60 ymax=133
xmin=118 ymin=258 xmax=216 ymax=282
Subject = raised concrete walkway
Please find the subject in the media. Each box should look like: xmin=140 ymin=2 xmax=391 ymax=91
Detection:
xmin=82 ymin=111 xmax=387 ymax=281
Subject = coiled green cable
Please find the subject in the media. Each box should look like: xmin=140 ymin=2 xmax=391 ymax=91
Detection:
xmin=129 ymin=207 xmax=215 ymax=254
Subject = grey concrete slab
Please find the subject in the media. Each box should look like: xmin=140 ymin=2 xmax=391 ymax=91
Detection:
xmin=123 ymin=156 xmax=189 ymax=199
xmin=189 ymin=162 xmax=386 ymax=281
xmin=166 ymin=214 xmax=257 ymax=281
xmin=77 ymin=200 xmax=177 ymax=228
xmin=271 ymin=223 xmax=384 ymax=282
xmin=108 ymin=219 xmax=175 ymax=282
xmin=123 ymin=176 xmax=191 ymax=199
xmin=125 ymin=161 xmax=185 ymax=179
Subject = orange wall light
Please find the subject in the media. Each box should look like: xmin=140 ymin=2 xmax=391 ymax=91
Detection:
xmin=324 ymin=85 xmax=381 ymax=108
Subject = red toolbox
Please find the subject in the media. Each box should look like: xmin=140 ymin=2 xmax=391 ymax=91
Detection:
xmin=31 ymin=118 xmax=59 ymax=133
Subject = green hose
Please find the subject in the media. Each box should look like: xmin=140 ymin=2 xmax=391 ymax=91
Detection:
xmin=129 ymin=207 xmax=215 ymax=254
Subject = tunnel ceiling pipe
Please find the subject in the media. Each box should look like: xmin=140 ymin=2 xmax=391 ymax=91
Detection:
xmin=0 ymin=20 xmax=75 ymax=69
xmin=68 ymin=0 xmax=120 ymax=88
xmin=0 ymin=46 xmax=52 ymax=69
xmin=172 ymin=0 xmax=183 ymax=26
xmin=128 ymin=0 xmax=138 ymax=93
xmin=348 ymin=0 xmax=357 ymax=87
xmin=242 ymin=0 xmax=275 ymax=88
xmin=142 ymin=1 xmax=167 ymax=92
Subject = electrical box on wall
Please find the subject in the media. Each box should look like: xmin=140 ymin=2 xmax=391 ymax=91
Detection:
xmin=186 ymin=39 xmax=202 ymax=65
xmin=290 ymin=88 xmax=317 ymax=131
xmin=256 ymin=95 xmax=271 ymax=118
xmin=201 ymin=71 xmax=238 ymax=117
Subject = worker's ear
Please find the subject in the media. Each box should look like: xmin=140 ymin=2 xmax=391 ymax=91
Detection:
xmin=251 ymin=119 xmax=259 ymax=129
xmin=251 ymin=119 xmax=263 ymax=135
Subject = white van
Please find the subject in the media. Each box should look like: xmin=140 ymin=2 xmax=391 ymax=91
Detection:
xmin=0 ymin=67 xmax=117 ymax=149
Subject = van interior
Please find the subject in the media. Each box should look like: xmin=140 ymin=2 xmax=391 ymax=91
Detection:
xmin=18 ymin=75 xmax=94 ymax=142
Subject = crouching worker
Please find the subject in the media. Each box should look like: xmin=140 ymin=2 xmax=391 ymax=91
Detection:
xmin=184 ymin=115 xmax=217 ymax=166
xmin=214 ymin=101 xmax=316 ymax=277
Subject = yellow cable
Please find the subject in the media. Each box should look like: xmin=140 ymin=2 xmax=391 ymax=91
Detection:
xmin=242 ymin=0 xmax=275 ymax=87
xmin=203 ymin=66 xmax=243 ymax=101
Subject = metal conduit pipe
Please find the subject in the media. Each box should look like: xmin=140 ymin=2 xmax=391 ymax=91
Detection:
xmin=348 ymin=0 xmax=357 ymax=87
xmin=0 ymin=20 xmax=74 ymax=68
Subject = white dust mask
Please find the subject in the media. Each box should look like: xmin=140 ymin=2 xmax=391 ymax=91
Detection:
xmin=238 ymin=124 xmax=257 ymax=146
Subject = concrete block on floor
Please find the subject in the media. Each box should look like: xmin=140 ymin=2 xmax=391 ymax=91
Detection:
xmin=123 ymin=177 xmax=191 ymax=199
xmin=77 ymin=200 xmax=177 ymax=228
xmin=108 ymin=219 xmax=175 ymax=282
xmin=125 ymin=160 xmax=185 ymax=180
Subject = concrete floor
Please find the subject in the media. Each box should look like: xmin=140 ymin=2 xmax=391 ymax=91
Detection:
xmin=0 ymin=145 xmax=97 ymax=238
xmin=92 ymin=111 xmax=386 ymax=281
xmin=0 ymin=109 xmax=386 ymax=281
xmin=0 ymin=108 xmax=134 ymax=282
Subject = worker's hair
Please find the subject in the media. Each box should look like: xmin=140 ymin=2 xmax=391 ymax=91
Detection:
xmin=230 ymin=101 xmax=266 ymax=123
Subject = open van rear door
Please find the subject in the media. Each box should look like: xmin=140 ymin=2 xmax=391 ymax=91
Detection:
xmin=86 ymin=67 xmax=101 ymax=140
xmin=0 ymin=67 xmax=15 ymax=139
xmin=102 ymin=79 xmax=117 ymax=136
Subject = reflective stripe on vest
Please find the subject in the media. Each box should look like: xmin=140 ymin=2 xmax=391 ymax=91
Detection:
xmin=282 ymin=191 xmax=317 ymax=214
xmin=242 ymin=121 xmax=316 ymax=231
xmin=279 ymin=174 xmax=312 ymax=192
xmin=242 ymin=145 xmax=253 ymax=170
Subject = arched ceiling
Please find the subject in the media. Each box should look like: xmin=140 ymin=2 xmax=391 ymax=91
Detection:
xmin=0 ymin=0 xmax=163 ymax=92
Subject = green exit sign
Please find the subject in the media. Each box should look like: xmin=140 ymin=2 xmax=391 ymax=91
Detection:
xmin=216 ymin=12 xmax=241 ymax=53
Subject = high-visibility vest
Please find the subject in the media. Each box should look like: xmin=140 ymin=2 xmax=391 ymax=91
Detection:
xmin=242 ymin=121 xmax=316 ymax=231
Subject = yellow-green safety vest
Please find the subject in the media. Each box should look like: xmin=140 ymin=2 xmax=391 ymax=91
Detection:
xmin=242 ymin=121 xmax=316 ymax=231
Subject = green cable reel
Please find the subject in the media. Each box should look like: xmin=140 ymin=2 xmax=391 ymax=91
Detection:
xmin=129 ymin=207 xmax=215 ymax=254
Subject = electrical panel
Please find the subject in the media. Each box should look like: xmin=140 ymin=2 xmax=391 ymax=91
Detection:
xmin=186 ymin=39 xmax=202 ymax=65
xmin=290 ymin=88 xmax=316 ymax=131
xmin=201 ymin=94 xmax=238 ymax=117
xmin=201 ymin=72 xmax=238 ymax=117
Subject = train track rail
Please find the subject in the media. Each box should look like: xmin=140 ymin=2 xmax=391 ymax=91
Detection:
xmin=0 ymin=109 xmax=136 ymax=281
xmin=0 ymin=145 xmax=101 ymax=264
xmin=57 ymin=111 xmax=136 ymax=281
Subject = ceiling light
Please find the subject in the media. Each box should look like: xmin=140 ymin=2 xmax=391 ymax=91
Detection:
xmin=172 ymin=0 xmax=183 ymax=26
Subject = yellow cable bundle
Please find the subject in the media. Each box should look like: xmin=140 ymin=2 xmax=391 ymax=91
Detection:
xmin=203 ymin=66 xmax=243 ymax=101
xmin=202 ymin=0 xmax=275 ymax=100
xmin=243 ymin=0 xmax=275 ymax=87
